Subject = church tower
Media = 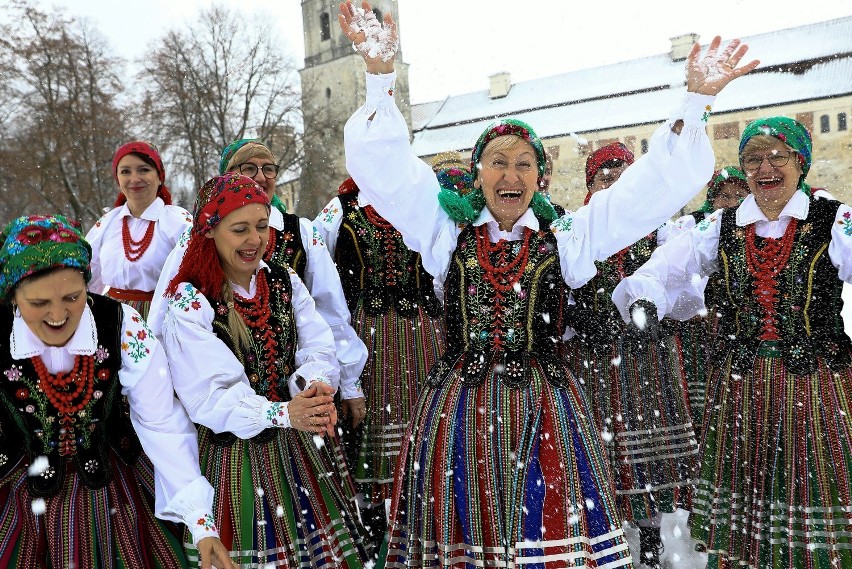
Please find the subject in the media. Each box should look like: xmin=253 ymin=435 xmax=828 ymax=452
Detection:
xmin=298 ymin=0 xmax=411 ymax=216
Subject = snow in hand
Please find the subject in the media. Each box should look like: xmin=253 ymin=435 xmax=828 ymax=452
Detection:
xmin=348 ymin=5 xmax=398 ymax=62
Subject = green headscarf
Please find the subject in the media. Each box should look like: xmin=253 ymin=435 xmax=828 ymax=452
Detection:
xmin=739 ymin=116 xmax=812 ymax=194
xmin=696 ymin=167 xmax=749 ymax=213
xmin=0 ymin=215 xmax=91 ymax=301
xmin=219 ymin=138 xmax=287 ymax=214
xmin=439 ymin=118 xmax=557 ymax=225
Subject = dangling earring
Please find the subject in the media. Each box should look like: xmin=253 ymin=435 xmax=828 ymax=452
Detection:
xmin=87 ymin=295 xmax=94 ymax=308
xmin=12 ymin=304 xmax=21 ymax=318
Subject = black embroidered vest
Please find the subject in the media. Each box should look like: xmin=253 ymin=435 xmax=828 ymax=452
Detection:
xmin=715 ymin=198 xmax=852 ymax=374
xmin=427 ymin=222 xmax=569 ymax=389
xmin=206 ymin=263 xmax=297 ymax=446
xmin=0 ymin=295 xmax=142 ymax=497
xmin=335 ymin=192 xmax=440 ymax=317
xmin=266 ymin=214 xmax=307 ymax=279
xmin=568 ymin=232 xmax=658 ymax=343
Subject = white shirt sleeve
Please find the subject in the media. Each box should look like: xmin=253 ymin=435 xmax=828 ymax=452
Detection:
xmin=286 ymin=267 xmax=343 ymax=397
xmin=611 ymin=212 xmax=723 ymax=322
xmin=313 ymin=197 xmax=345 ymax=258
xmin=297 ymin=218 xmax=366 ymax=399
xmin=85 ymin=210 xmax=111 ymax=295
xmin=147 ymin=228 xmax=191 ymax=338
xmin=550 ymin=92 xmax=717 ymax=290
xmin=117 ymin=304 xmax=219 ymax=546
xmin=160 ymin=282 xmax=292 ymax=438
xmin=829 ymin=203 xmax=852 ymax=283
xmin=344 ymin=71 xmax=460 ymax=287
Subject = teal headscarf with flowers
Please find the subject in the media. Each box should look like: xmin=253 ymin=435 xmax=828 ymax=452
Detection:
xmin=438 ymin=119 xmax=557 ymax=225
xmin=219 ymin=138 xmax=287 ymax=214
xmin=0 ymin=215 xmax=91 ymax=301
xmin=739 ymin=116 xmax=812 ymax=194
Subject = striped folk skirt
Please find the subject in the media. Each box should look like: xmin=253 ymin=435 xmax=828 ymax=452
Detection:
xmin=347 ymin=304 xmax=444 ymax=508
xmin=187 ymin=426 xmax=367 ymax=568
xmin=566 ymin=334 xmax=698 ymax=522
xmin=691 ymin=353 xmax=852 ymax=569
xmin=0 ymin=453 xmax=187 ymax=568
xmin=383 ymin=354 xmax=634 ymax=568
xmin=663 ymin=317 xmax=709 ymax=438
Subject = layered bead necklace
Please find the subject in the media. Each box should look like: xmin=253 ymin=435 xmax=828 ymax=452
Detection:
xmin=122 ymin=217 xmax=156 ymax=262
xmin=31 ymin=354 xmax=96 ymax=456
xmin=745 ymin=218 xmax=798 ymax=340
xmin=232 ymin=271 xmax=281 ymax=401
xmin=475 ymin=226 xmax=532 ymax=349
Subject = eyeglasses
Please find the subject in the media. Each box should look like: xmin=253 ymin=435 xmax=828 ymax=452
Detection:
xmin=741 ymin=151 xmax=796 ymax=172
xmin=482 ymin=157 xmax=535 ymax=174
xmin=237 ymin=162 xmax=279 ymax=179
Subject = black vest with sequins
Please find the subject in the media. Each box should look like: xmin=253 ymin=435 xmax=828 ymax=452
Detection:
xmin=206 ymin=263 xmax=297 ymax=446
xmin=427 ymin=220 xmax=569 ymax=389
xmin=334 ymin=191 xmax=440 ymax=317
xmin=0 ymin=295 xmax=142 ymax=497
xmin=568 ymin=232 xmax=658 ymax=342
xmin=266 ymin=214 xmax=307 ymax=279
xmin=714 ymin=198 xmax=852 ymax=375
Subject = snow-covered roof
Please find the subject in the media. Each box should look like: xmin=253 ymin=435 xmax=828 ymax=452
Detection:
xmin=411 ymin=16 xmax=852 ymax=156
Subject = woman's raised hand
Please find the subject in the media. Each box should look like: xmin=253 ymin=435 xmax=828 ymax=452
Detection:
xmin=686 ymin=36 xmax=760 ymax=95
xmin=338 ymin=1 xmax=397 ymax=74
xmin=288 ymin=383 xmax=338 ymax=436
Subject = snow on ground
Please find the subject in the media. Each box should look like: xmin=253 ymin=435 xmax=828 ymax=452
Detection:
xmin=623 ymin=510 xmax=707 ymax=569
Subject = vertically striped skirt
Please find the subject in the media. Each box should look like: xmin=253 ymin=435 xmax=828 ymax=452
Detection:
xmin=186 ymin=426 xmax=367 ymax=568
xmin=350 ymin=304 xmax=444 ymax=507
xmin=691 ymin=354 xmax=852 ymax=569
xmin=566 ymin=334 xmax=697 ymax=522
xmin=664 ymin=317 xmax=709 ymax=438
xmin=383 ymin=354 xmax=633 ymax=568
xmin=0 ymin=453 xmax=187 ymax=568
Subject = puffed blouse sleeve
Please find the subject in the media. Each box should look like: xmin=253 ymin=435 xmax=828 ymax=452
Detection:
xmin=287 ymin=267 xmax=343 ymax=396
xmin=296 ymin=218 xmax=366 ymax=400
xmin=550 ymin=91 xmax=717 ymax=290
xmin=611 ymin=212 xmax=723 ymax=322
xmin=117 ymin=304 xmax=219 ymax=546
xmin=344 ymin=71 xmax=460 ymax=287
xmin=829 ymin=203 xmax=852 ymax=283
xmin=160 ymin=282 xmax=292 ymax=437
xmin=84 ymin=209 xmax=116 ymax=295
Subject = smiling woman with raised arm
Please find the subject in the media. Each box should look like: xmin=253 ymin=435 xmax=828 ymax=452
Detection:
xmin=338 ymin=2 xmax=758 ymax=567
xmin=0 ymin=215 xmax=234 ymax=569
xmin=159 ymin=173 xmax=368 ymax=568
xmin=612 ymin=117 xmax=852 ymax=568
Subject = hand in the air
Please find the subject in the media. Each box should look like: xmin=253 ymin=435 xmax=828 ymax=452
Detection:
xmin=338 ymin=1 xmax=398 ymax=73
xmin=686 ymin=36 xmax=760 ymax=95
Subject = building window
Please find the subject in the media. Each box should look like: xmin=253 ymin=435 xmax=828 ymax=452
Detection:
xmin=373 ymin=8 xmax=383 ymax=21
xmin=320 ymin=13 xmax=331 ymax=41
xmin=547 ymin=145 xmax=560 ymax=159
xmin=838 ymin=113 xmax=847 ymax=131
xmin=820 ymin=114 xmax=830 ymax=133
xmin=714 ymin=121 xmax=740 ymax=140
xmin=795 ymin=112 xmax=814 ymax=134
xmin=325 ymin=87 xmax=331 ymax=100
xmin=640 ymin=139 xmax=648 ymax=154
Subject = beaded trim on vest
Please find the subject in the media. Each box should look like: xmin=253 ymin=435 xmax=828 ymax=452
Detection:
xmin=715 ymin=198 xmax=852 ymax=374
xmin=265 ymin=214 xmax=306 ymax=280
xmin=208 ymin=263 xmax=297 ymax=446
xmin=335 ymin=192 xmax=440 ymax=317
xmin=0 ymin=295 xmax=142 ymax=497
xmin=427 ymin=222 xmax=568 ymax=389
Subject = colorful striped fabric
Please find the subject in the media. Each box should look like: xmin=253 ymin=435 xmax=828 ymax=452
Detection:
xmin=691 ymin=354 xmax=852 ymax=569
xmin=0 ymin=454 xmax=187 ymax=568
xmin=566 ymin=334 xmax=698 ymax=522
xmin=186 ymin=427 xmax=367 ymax=568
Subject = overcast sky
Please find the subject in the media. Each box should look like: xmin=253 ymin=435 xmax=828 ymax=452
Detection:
xmin=16 ymin=0 xmax=852 ymax=104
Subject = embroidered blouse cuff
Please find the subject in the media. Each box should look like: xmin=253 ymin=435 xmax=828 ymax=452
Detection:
xmin=680 ymin=92 xmax=716 ymax=125
xmin=339 ymin=376 xmax=364 ymax=400
xmin=186 ymin=510 xmax=220 ymax=546
xmin=261 ymin=400 xmax=291 ymax=429
xmin=365 ymin=70 xmax=398 ymax=113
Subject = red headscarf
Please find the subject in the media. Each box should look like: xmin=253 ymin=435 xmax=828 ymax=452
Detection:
xmin=583 ymin=142 xmax=636 ymax=204
xmin=112 ymin=141 xmax=173 ymax=207
xmin=166 ymin=173 xmax=269 ymax=301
